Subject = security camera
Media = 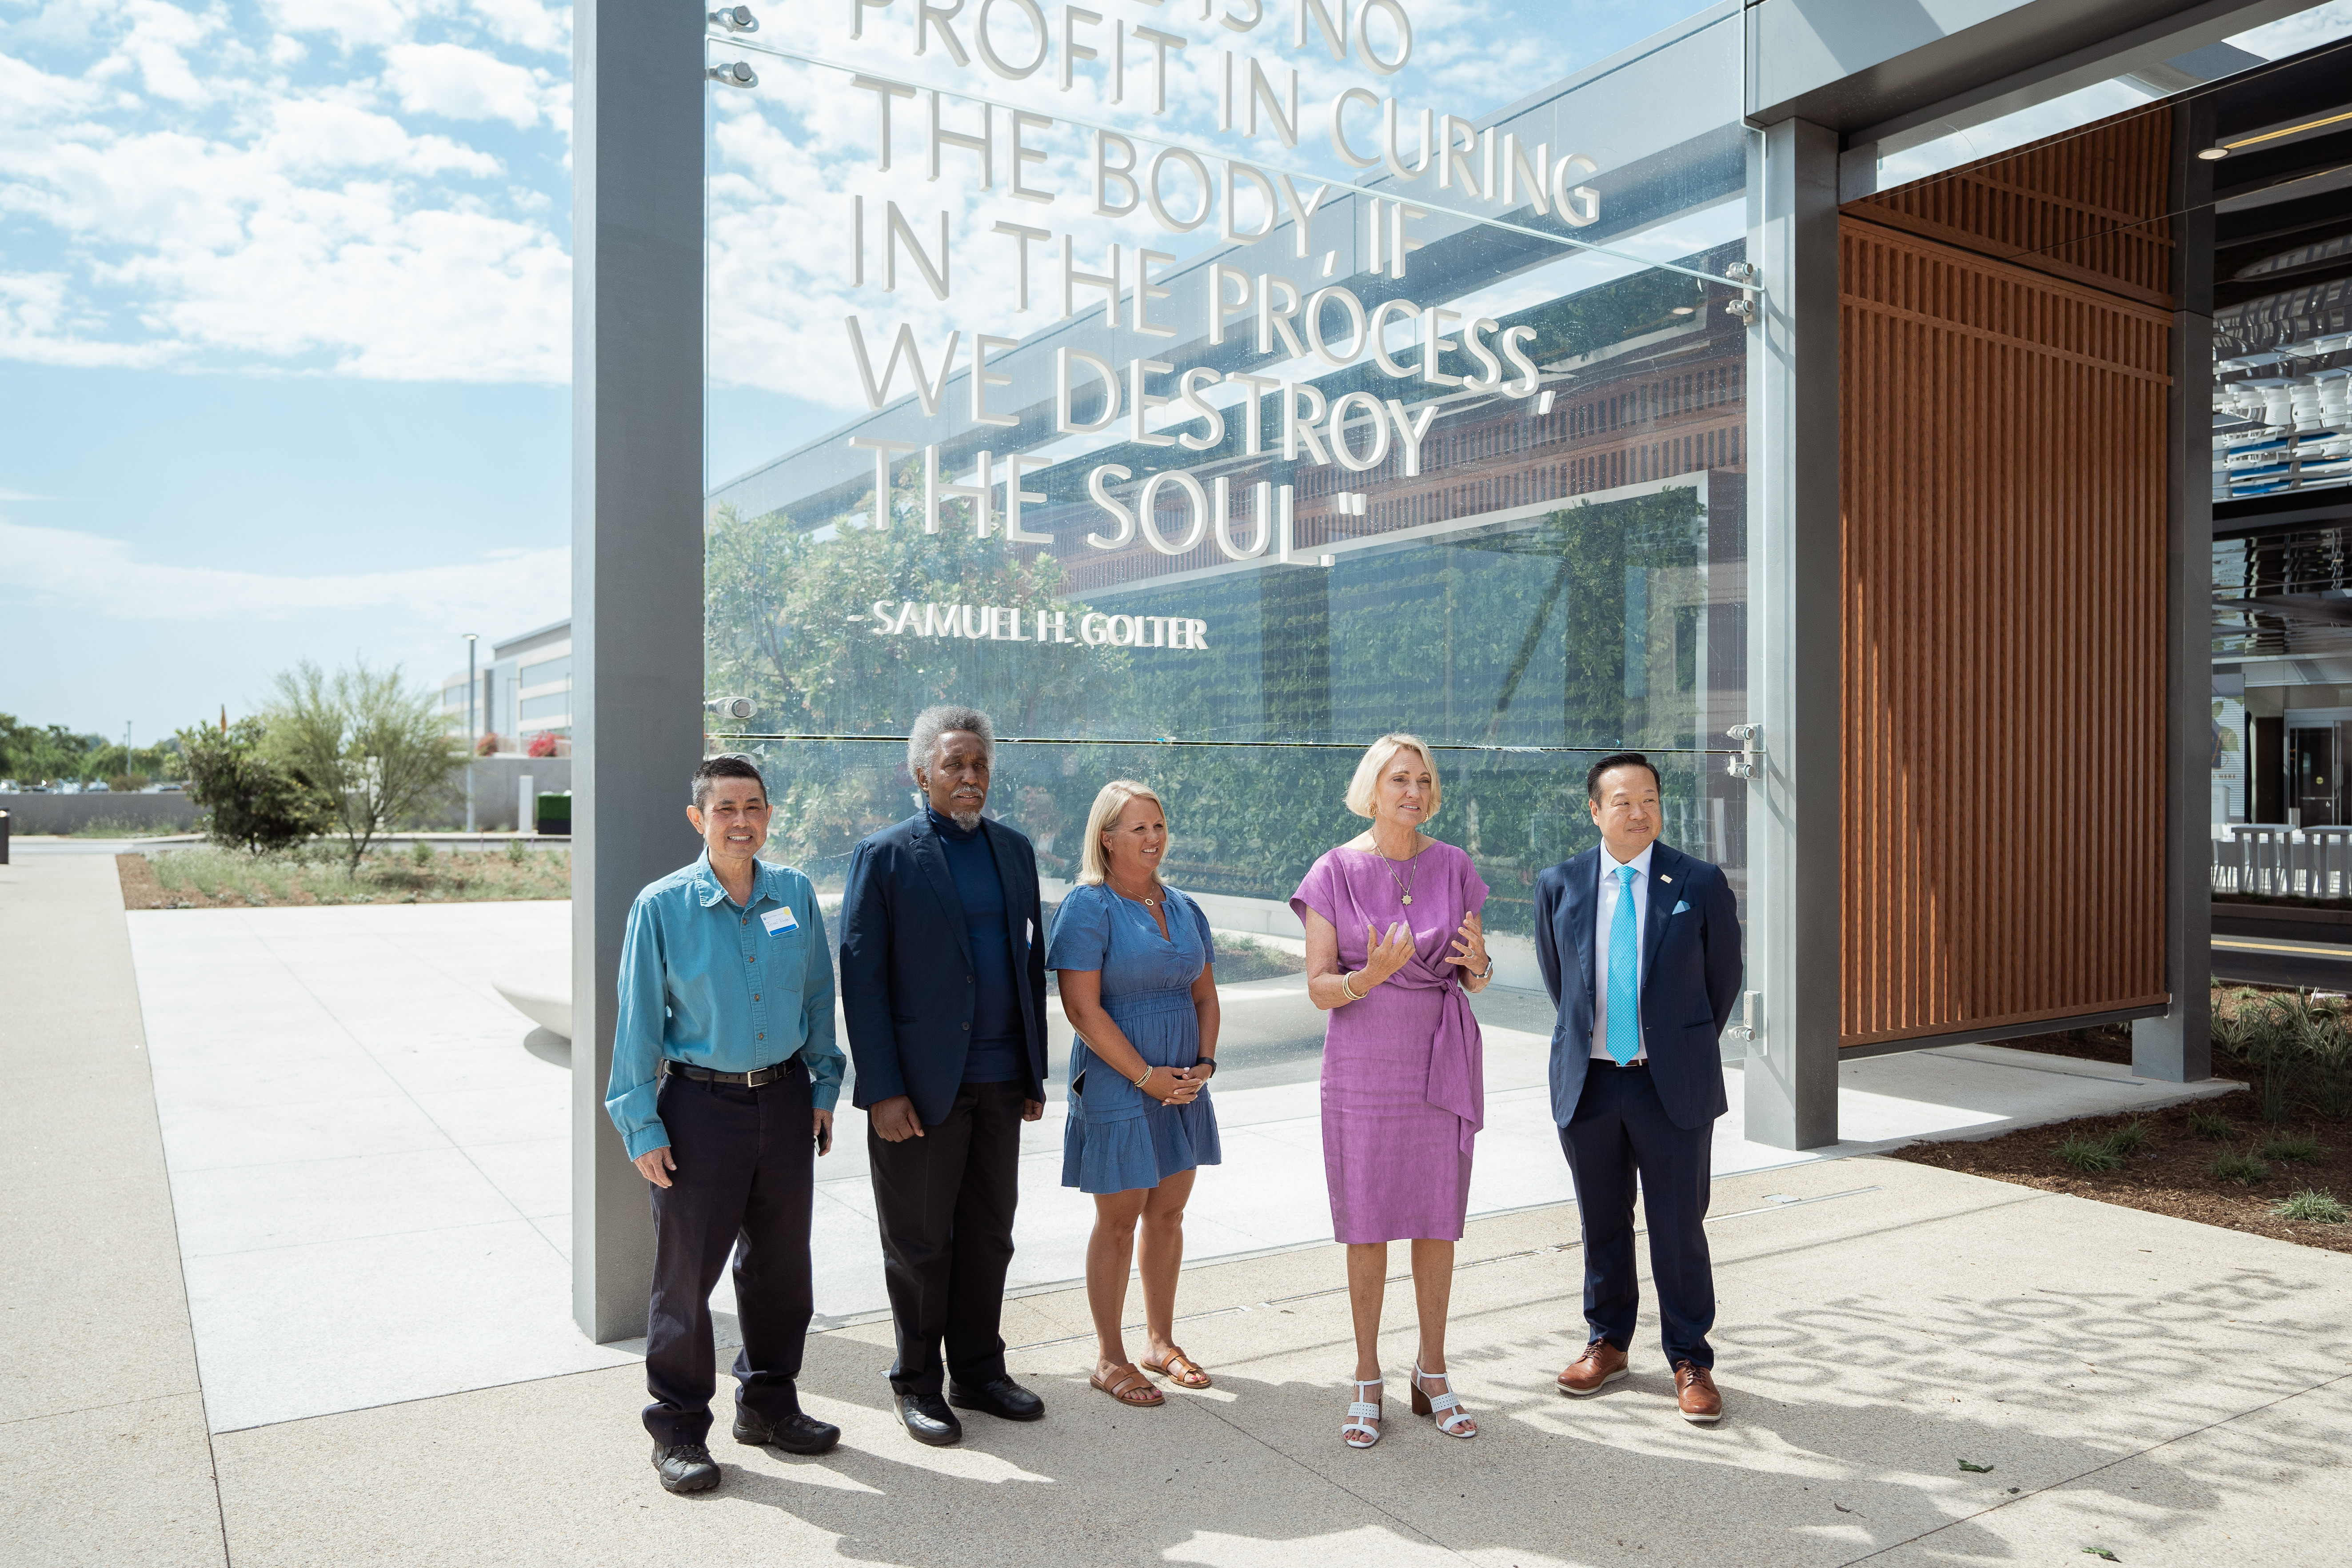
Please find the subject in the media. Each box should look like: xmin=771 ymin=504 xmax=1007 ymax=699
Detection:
xmin=707 ymin=60 xmax=757 ymax=88
xmin=708 ymin=5 xmax=758 ymax=32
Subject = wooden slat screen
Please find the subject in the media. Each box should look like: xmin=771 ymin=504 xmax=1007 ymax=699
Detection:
xmin=1846 ymin=104 xmax=2174 ymax=309
xmin=1839 ymin=216 xmax=2172 ymax=1047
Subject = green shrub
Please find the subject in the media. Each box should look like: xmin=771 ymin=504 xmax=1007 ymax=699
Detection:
xmin=2257 ymin=1133 xmax=2326 ymax=1164
xmin=176 ymin=718 xmax=331 ymax=854
xmin=2188 ymin=1106 xmax=2238 ymax=1141
xmin=504 ymin=838 xmax=530 ymax=866
xmin=2106 ymin=1120 xmax=2150 ymax=1157
xmin=2270 ymin=1189 xmax=2350 ymax=1224
xmin=2209 ymin=1150 xmax=2272 ymax=1185
xmin=2056 ymin=1137 xmax=2125 ymax=1173
xmin=409 ymin=841 xmax=435 ymax=867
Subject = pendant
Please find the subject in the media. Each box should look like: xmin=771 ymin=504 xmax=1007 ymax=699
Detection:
xmin=1401 ymin=894 xmax=1414 ymax=905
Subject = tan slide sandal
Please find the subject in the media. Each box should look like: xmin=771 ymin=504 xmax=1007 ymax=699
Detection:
xmin=1090 ymin=1364 xmax=1165 ymax=1407
xmin=1139 ymin=1348 xmax=1212 ymax=1389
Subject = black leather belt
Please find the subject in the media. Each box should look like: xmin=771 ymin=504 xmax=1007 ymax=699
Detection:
xmin=662 ymin=1057 xmax=801 ymax=1088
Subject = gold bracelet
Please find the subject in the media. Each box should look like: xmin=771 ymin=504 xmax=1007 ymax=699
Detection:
xmin=1339 ymin=969 xmax=1366 ymax=1001
xmin=1132 ymin=1064 xmax=1153 ymax=1089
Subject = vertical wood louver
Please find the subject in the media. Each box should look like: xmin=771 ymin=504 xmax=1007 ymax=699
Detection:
xmin=1837 ymin=108 xmax=2176 ymax=1049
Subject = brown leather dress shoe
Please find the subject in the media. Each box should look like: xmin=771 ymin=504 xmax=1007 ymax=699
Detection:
xmin=1557 ymin=1340 xmax=1630 ymax=1396
xmin=1673 ymin=1361 xmax=1722 ymax=1424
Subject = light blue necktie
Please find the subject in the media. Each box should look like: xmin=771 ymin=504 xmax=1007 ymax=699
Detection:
xmin=1606 ymin=865 xmax=1641 ymax=1065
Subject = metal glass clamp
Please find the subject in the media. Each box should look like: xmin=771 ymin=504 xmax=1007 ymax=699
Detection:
xmin=1725 ymin=991 xmax=1763 ymax=1054
xmin=1725 ymin=723 xmax=1762 ymax=779
xmin=1722 ymin=261 xmax=1758 ymax=322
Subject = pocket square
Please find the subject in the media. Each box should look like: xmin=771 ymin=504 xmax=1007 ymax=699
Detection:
xmin=1673 ymin=900 xmax=1690 ymax=914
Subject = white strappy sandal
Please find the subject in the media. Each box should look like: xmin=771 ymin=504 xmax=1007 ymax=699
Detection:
xmin=1341 ymin=1378 xmax=1383 ymax=1448
xmin=1411 ymin=1361 xmax=1476 ymax=1438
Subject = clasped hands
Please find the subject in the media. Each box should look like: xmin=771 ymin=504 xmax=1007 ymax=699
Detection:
xmin=1136 ymin=1063 xmax=1209 ymax=1106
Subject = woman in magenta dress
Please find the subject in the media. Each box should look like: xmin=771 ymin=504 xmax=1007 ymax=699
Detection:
xmin=1291 ymin=733 xmax=1493 ymax=1449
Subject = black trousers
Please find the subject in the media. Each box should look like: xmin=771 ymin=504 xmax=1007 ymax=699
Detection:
xmin=867 ymin=1079 xmax=1024 ymax=1396
xmin=642 ymin=1065 xmax=815 ymax=1446
xmin=1558 ymin=1060 xmax=1717 ymax=1369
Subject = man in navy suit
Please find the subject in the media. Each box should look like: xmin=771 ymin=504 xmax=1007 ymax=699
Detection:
xmin=840 ymin=705 xmax=1050 ymax=1446
xmin=1533 ymin=752 xmax=1744 ymax=1424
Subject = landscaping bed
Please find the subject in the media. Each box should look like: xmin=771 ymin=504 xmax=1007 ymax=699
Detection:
xmin=118 ymin=844 xmax=571 ymax=909
xmin=1892 ymin=991 xmax=2352 ymax=1253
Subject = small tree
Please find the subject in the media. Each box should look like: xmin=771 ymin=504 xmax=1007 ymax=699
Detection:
xmin=177 ymin=718 xmax=331 ymax=854
xmin=265 ymin=659 xmax=463 ymax=872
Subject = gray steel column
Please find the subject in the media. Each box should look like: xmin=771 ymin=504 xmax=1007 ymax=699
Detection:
xmin=2133 ymin=96 xmax=2216 ymax=1085
xmin=571 ymin=0 xmax=707 ymax=1341
xmin=1742 ymin=116 xmax=1841 ymax=1150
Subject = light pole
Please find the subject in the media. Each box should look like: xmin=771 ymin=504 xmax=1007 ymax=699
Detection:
xmin=464 ymin=633 xmax=479 ymax=833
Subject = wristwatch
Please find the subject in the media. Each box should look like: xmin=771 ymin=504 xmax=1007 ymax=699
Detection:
xmin=1195 ymin=1057 xmax=1218 ymax=1078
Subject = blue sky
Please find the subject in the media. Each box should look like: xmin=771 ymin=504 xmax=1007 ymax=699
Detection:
xmin=11 ymin=0 xmax=2340 ymax=746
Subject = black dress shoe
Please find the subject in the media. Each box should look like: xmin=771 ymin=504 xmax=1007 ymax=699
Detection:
xmin=732 ymin=1410 xmax=842 ymax=1455
xmin=947 ymin=1376 xmax=1046 ymax=1422
xmin=894 ymin=1392 xmax=962 ymax=1446
xmin=652 ymin=1441 xmax=721 ymax=1494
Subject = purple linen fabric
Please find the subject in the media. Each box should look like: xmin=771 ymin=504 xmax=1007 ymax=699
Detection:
xmin=1290 ymin=841 xmax=1489 ymax=1244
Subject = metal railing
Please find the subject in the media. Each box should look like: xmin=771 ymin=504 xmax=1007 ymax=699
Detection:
xmin=2211 ymin=824 xmax=2352 ymax=899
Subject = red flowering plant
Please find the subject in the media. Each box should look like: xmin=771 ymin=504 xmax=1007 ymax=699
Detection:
xmin=527 ymin=731 xmax=559 ymax=758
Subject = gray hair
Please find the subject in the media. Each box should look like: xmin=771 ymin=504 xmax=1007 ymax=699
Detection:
xmin=907 ymin=705 xmax=996 ymax=780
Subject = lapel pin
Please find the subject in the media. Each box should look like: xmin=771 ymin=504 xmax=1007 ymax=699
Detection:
xmin=1660 ymin=874 xmax=1673 ymax=883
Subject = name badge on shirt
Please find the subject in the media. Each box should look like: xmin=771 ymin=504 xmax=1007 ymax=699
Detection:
xmin=761 ymin=906 xmax=800 ymax=936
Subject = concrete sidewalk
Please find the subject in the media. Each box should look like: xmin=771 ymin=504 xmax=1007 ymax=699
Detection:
xmin=203 ymin=1157 xmax=2352 ymax=1566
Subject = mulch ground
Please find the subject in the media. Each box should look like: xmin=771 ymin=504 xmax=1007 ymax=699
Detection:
xmin=1890 ymin=1023 xmax=2352 ymax=1254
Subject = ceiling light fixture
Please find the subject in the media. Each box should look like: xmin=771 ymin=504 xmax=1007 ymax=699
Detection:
xmin=2198 ymin=146 xmax=2230 ymax=160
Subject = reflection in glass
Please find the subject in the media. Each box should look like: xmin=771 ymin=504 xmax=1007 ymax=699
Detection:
xmin=702 ymin=4 xmax=1755 ymax=935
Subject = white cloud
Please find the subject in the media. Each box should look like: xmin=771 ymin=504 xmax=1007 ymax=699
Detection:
xmin=116 ymin=0 xmax=222 ymax=106
xmin=467 ymin=0 xmax=567 ymax=56
xmin=0 ymin=271 xmax=181 ymax=367
xmin=0 ymin=0 xmax=570 ymax=380
xmin=383 ymin=40 xmax=551 ymax=127
xmin=0 ymin=519 xmax=570 ymax=628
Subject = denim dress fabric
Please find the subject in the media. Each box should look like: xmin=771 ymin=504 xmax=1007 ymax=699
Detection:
xmin=1046 ymin=882 xmax=1222 ymax=1194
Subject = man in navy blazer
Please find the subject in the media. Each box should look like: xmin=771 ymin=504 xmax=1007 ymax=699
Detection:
xmin=1533 ymin=752 xmax=1743 ymax=1424
xmin=840 ymin=705 xmax=1050 ymax=1447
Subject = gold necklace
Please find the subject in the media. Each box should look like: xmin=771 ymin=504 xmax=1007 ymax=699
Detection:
xmin=1110 ymin=874 xmax=1160 ymax=909
xmin=1370 ymin=838 xmax=1426 ymax=906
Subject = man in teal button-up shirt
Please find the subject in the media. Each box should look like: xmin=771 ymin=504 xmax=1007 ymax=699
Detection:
xmin=605 ymin=754 xmax=848 ymax=1494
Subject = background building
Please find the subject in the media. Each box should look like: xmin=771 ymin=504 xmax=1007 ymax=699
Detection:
xmin=438 ymin=618 xmax=573 ymax=758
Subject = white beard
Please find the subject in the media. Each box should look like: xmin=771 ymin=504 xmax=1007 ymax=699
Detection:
xmin=949 ymin=810 xmax=983 ymax=831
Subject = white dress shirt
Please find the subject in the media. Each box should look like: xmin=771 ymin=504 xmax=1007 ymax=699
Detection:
xmin=1590 ymin=841 xmax=1655 ymax=1062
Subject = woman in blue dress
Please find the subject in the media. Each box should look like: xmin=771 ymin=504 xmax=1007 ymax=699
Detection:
xmin=1048 ymin=778 xmax=1223 ymax=1409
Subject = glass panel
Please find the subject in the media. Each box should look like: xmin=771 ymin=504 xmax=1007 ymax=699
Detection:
xmin=701 ymin=2 xmax=1753 ymax=967
xmin=519 ymin=654 xmax=571 ymax=689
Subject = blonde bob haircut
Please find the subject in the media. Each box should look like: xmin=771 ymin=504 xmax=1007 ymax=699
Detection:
xmin=1078 ymin=779 xmax=1170 ymax=886
xmin=1344 ymin=733 xmax=1442 ymax=821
